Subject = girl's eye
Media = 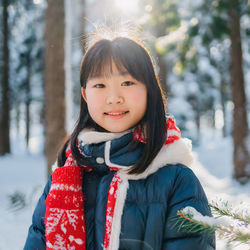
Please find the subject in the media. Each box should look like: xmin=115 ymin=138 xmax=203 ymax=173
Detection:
xmin=93 ymin=83 xmax=105 ymax=88
xmin=122 ymin=81 xmax=134 ymax=86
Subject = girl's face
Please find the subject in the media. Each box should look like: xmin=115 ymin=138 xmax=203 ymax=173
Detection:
xmin=81 ymin=63 xmax=147 ymax=133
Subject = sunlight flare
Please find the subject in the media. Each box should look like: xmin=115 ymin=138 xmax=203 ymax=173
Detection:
xmin=113 ymin=0 xmax=140 ymax=14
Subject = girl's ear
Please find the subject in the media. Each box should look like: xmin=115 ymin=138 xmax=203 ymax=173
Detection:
xmin=81 ymin=87 xmax=87 ymax=102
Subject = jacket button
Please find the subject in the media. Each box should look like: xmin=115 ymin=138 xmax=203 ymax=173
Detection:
xmin=96 ymin=157 xmax=104 ymax=164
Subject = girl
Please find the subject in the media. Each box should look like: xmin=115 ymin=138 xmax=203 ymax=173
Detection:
xmin=24 ymin=33 xmax=215 ymax=250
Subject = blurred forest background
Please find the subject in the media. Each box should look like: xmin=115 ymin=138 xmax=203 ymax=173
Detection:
xmin=0 ymin=0 xmax=250 ymax=182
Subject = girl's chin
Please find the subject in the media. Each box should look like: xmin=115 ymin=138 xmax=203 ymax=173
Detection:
xmin=99 ymin=125 xmax=132 ymax=133
xmin=104 ymin=128 xmax=130 ymax=133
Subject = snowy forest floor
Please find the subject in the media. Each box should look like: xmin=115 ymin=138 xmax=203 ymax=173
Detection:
xmin=0 ymin=130 xmax=250 ymax=250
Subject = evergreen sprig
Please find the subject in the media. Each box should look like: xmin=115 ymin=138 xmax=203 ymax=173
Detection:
xmin=175 ymin=209 xmax=215 ymax=236
xmin=210 ymin=200 xmax=250 ymax=225
xmin=175 ymin=200 xmax=250 ymax=246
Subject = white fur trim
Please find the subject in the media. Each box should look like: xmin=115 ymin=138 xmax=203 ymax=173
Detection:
xmin=106 ymin=173 xmax=129 ymax=250
xmin=78 ymin=129 xmax=130 ymax=146
xmin=120 ymin=138 xmax=194 ymax=180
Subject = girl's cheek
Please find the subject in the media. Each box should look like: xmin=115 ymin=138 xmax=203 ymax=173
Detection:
xmin=128 ymin=88 xmax=147 ymax=103
xmin=89 ymin=92 xmax=105 ymax=107
xmin=87 ymin=90 xmax=102 ymax=100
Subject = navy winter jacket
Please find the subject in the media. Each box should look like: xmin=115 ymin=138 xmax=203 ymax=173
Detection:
xmin=24 ymin=131 xmax=215 ymax=250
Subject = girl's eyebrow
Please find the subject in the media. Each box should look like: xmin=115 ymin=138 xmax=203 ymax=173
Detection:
xmin=119 ymin=71 xmax=129 ymax=76
xmin=88 ymin=71 xmax=130 ymax=80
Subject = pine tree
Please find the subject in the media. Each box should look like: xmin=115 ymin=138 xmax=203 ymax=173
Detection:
xmin=44 ymin=0 xmax=66 ymax=176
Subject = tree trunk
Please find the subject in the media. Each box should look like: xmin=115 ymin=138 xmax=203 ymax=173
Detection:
xmin=220 ymin=79 xmax=227 ymax=138
xmin=0 ymin=0 xmax=11 ymax=155
xmin=228 ymin=3 xmax=249 ymax=182
xmin=15 ymin=99 xmax=20 ymax=136
xmin=25 ymin=50 xmax=31 ymax=150
xmin=195 ymin=109 xmax=201 ymax=143
xmin=45 ymin=0 xmax=66 ymax=176
xmin=156 ymin=23 xmax=168 ymax=96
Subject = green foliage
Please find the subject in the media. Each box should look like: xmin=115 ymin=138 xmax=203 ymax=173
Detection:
xmin=173 ymin=210 xmax=215 ymax=236
xmin=246 ymin=28 xmax=250 ymax=37
xmin=141 ymin=0 xmax=181 ymax=38
xmin=4 ymin=0 xmax=17 ymax=6
xmin=189 ymin=25 xmax=199 ymax=37
xmin=148 ymin=0 xmax=180 ymax=31
xmin=210 ymin=16 xmax=230 ymax=39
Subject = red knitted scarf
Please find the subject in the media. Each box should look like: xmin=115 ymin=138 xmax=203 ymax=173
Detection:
xmin=45 ymin=119 xmax=181 ymax=249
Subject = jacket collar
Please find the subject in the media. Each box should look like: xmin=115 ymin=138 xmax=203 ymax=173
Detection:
xmin=52 ymin=128 xmax=194 ymax=178
xmin=78 ymin=128 xmax=194 ymax=179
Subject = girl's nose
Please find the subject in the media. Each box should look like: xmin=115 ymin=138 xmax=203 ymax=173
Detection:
xmin=106 ymin=91 xmax=124 ymax=105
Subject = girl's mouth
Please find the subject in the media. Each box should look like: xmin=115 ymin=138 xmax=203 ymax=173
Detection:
xmin=104 ymin=111 xmax=129 ymax=119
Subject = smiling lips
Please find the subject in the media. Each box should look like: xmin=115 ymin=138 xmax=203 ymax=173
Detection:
xmin=104 ymin=111 xmax=129 ymax=119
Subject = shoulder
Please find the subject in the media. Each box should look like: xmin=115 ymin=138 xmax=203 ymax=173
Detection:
xmin=152 ymin=163 xmax=201 ymax=192
xmin=129 ymin=163 xmax=198 ymax=192
xmin=159 ymin=163 xmax=192 ymax=174
xmin=159 ymin=163 xmax=198 ymax=183
xmin=160 ymin=164 xmax=203 ymax=191
xmin=134 ymin=164 xmax=208 ymax=206
xmin=126 ymin=164 xmax=207 ymax=209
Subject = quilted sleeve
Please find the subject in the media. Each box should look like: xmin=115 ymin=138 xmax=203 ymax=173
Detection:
xmin=163 ymin=166 xmax=215 ymax=250
xmin=23 ymin=176 xmax=52 ymax=250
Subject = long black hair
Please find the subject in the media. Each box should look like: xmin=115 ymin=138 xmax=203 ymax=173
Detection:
xmin=58 ymin=36 xmax=167 ymax=174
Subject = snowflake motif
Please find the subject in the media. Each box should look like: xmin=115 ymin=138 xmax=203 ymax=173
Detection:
xmin=46 ymin=208 xmax=64 ymax=235
xmin=46 ymin=148 xmax=87 ymax=249
xmin=46 ymin=209 xmax=85 ymax=249
xmin=46 ymin=234 xmax=67 ymax=250
xmin=54 ymin=234 xmax=67 ymax=249
xmin=69 ymin=235 xmax=83 ymax=245
xmin=66 ymin=210 xmax=79 ymax=230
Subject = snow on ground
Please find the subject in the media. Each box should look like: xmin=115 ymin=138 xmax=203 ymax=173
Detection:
xmin=0 ymin=134 xmax=47 ymax=250
xmin=0 ymin=153 xmax=46 ymax=250
xmin=0 ymin=130 xmax=249 ymax=250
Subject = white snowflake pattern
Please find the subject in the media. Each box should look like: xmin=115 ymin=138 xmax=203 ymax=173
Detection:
xmin=46 ymin=208 xmax=64 ymax=235
xmin=68 ymin=235 xmax=84 ymax=245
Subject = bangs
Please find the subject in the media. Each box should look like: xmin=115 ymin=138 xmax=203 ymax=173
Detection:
xmin=87 ymin=53 xmax=128 ymax=80
xmin=80 ymin=38 xmax=149 ymax=86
